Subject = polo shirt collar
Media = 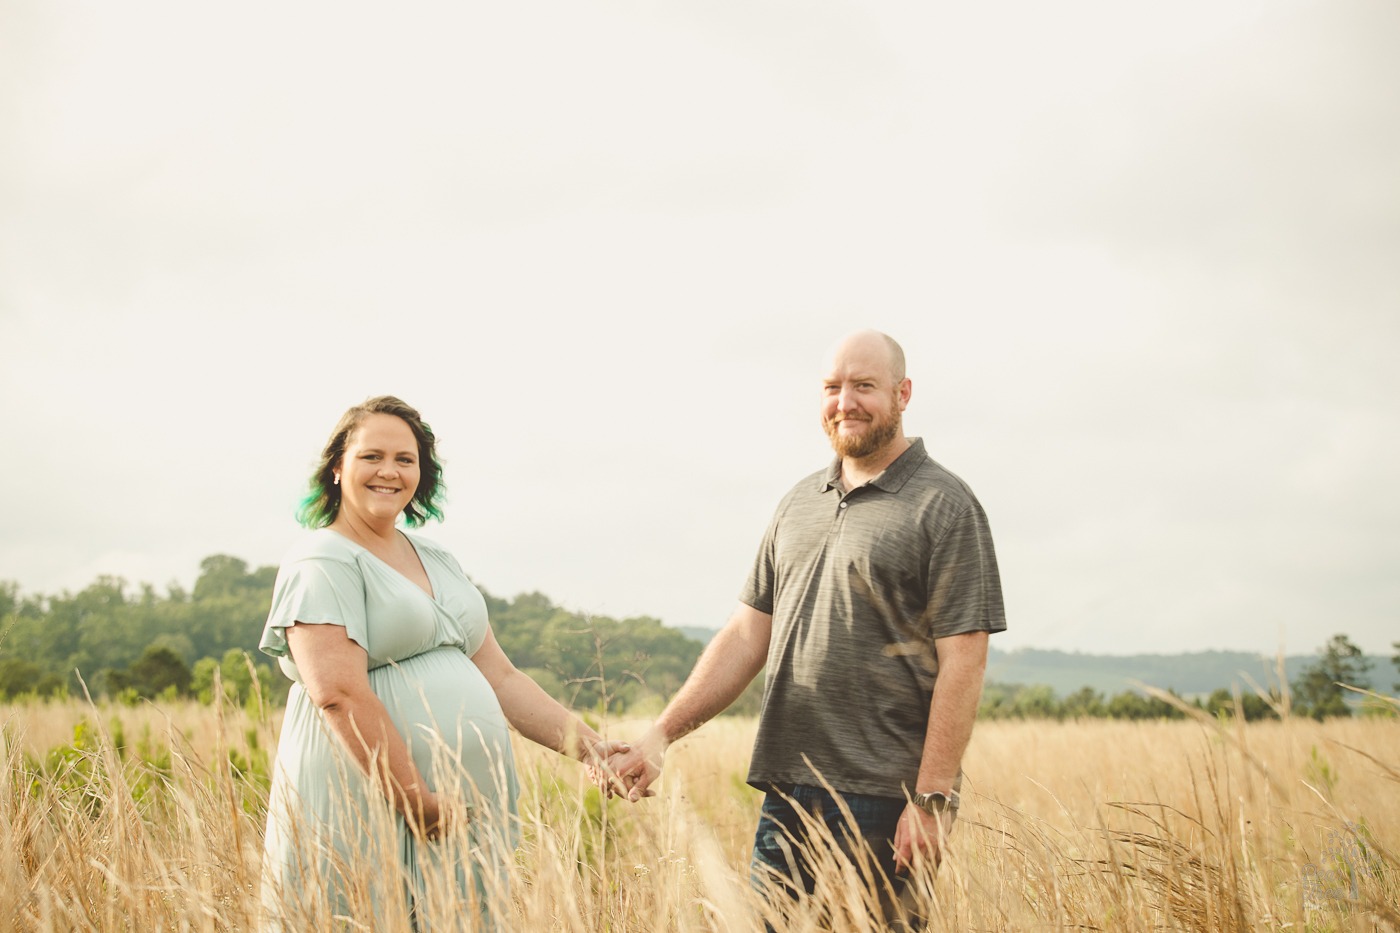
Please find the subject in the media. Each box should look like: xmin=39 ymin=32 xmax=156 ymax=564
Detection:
xmin=819 ymin=437 xmax=927 ymax=493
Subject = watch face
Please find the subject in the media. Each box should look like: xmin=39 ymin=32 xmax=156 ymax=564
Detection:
xmin=916 ymin=791 xmax=957 ymax=813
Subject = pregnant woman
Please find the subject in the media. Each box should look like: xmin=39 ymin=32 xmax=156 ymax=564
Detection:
xmin=258 ymin=395 xmax=622 ymax=930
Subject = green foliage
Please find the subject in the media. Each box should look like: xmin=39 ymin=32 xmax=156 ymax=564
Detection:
xmin=981 ymin=683 xmax=1029 ymax=718
xmin=105 ymin=645 xmax=193 ymax=698
xmin=1392 ymin=640 xmax=1399 ymax=693
xmin=487 ymin=590 xmax=703 ymax=715
xmin=7 ymin=558 xmax=1386 ymax=722
xmin=1202 ymin=687 xmax=1280 ymax=721
xmin=980 ymin=682 xmax=1191 ymax=721
xmin=228 ymin=725 xmax=273 ymax=813
xmin=0 ymin=557 xmax=278 ymax=701
xmin=1 ymin=564 xmax=709 ymax=715
xmin=193 ymin=648 xmax=282 ymax=709
xmin=1103 ymin=690 xmax=1186 ymax=720
xmin=22 ymin=720 xmax=106 ymax=818
xmin=1293 ymin=634 xmax=1372 ymax=719
xmin=13 ymin=716 xmax=213 ymax=821
xmin=980 ymin=682 xmax=1060 ymax=719
xmin=0 ymin=657 xmax=65 ymax=699
xmin=1304 ymin=745 xmax=1339 ymax=797
xmin=1061 ymin=686 xmax=1106 ymax=719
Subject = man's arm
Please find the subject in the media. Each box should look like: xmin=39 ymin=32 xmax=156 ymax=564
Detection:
xmin=608 ymin=601 xmax=772 ymax=800
xmin=892 ymin=629 xmax=988 ymax=872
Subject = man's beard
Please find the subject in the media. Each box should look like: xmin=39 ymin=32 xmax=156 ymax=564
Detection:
xmin=823 ymin=397 xmax=901 ymax=459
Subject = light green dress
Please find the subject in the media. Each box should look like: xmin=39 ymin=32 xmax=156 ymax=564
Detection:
xmin=258 ymin=529 xmax=519 ymax=931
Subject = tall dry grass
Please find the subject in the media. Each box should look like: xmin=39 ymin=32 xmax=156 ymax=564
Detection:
xmin=1 ymin=697 xmax=1396 ymax=931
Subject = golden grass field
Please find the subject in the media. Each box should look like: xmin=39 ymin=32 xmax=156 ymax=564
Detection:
xmin=2 ymin=696 xmax=1396 ymax=931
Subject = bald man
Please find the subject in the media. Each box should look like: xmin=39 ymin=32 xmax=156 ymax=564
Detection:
xmin=610 ymin=331 xmax=1005 ymax=926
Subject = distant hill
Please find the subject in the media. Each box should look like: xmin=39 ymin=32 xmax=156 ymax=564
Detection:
xmin=983 ymin=646 xmax=1296 ymax=698
xmin=987 ymin=646 xmax=1392 ymax=699
xmin=670 ymin=627 xmax=1391 ymax=700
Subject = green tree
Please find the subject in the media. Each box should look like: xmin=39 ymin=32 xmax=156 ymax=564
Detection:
xmin=1203 ymin=687 xmax=1279 ymax=721
xmin=1392 ymin=640 xmax=1399 ymax=693
xmin=184 ymin=557 xmax=277 ymax=660
xmin=1009 ymin=684 xmax=1060 ymax=719
xmin=487 ymin=589 xmax=703 ymax=714
xmin=27 ymin=577 xmax=129 ymax=689
xmin=193 ymin=554 xmax=250 ymax=598
xmin=193 ymin=648 xmax=282 ymax=706
xmin=1104 ymin=688 xmax=1187 ymax=720
xmin=0 ymin=658 xmax=43 ymax=698
xmin=191 ymin=657 xmax=220 ymax=703
xmin=1061 ymin=686 xmax=1105 ymax=719
xmin=1293 ymin=634 xmax=1372 ymax=719
xmin=980 ymin=681 xmax=1060 ymax=719
xmin=980 ymin=683 xmax=1052 ymax=717
xmin=106 ymin=646 xmax=193 ymax=698
xmin=1106 ymin=690 xmax=1153 ymax=720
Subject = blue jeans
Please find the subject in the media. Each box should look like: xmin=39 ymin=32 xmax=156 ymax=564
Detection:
xmin=750 ymin=784 xmax=915 ymax=928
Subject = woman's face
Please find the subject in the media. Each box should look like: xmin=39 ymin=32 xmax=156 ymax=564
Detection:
xmin=334 ymin=413 xmax=422 ymax=527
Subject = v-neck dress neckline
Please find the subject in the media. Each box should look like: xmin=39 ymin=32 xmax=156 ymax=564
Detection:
xmin=329 ymin=528 xmax=437 ymax=601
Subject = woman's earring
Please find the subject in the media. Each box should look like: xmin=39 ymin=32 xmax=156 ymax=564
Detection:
xmin=333 ymin=474 xmax=340 ymax=485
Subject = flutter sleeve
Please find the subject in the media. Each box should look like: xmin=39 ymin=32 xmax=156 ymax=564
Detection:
xmin=259 ymin=556 xmax=370 ymax=658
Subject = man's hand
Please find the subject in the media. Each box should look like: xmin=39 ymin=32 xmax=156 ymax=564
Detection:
xmin=892 ymin=802 xmax=953 ymax=874
xmin=582 ymin=739 xmax=632 ymax=790
xmin=603 ymin=728 xmax=668 ymax=801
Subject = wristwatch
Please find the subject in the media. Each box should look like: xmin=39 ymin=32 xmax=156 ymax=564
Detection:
xmin=911 ymin=790 xmax=960 ymax=815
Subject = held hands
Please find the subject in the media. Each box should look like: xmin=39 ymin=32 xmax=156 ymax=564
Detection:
xmin=581 ymin=738 xmax=632 ymax=789
xmin=599 ymin=728 xmax=667 ymax=802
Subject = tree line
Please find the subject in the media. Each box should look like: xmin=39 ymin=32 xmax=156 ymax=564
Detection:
xmin=0 ymin=558 xmax=1392 ymax=720
xmin=0 ymin=555 xmax=731 ymax=715
xmin=980 ymin=633 xmax=1391 ymax=721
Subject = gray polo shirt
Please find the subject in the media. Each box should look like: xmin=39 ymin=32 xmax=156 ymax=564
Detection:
xmin=740 ymin=437 xmax=1005 ymax=798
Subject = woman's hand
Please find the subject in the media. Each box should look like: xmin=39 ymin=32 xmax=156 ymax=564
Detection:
xmin=407 ymin=790 xmax=471 ymax=841
xmin=582 ymin=738 xmax=631 ymax=792
xmin=601 ymin=729 xmax=666 ymax=801
xmin=405 ymin=790 xmax=443 ymax=840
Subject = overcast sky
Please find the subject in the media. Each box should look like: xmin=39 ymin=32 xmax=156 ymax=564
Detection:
xmin=2 ymin=0 xmax=1396 ymax=657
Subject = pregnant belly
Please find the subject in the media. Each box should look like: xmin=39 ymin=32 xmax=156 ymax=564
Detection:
xmin=369 ymin=646 xmax=516 ymax=804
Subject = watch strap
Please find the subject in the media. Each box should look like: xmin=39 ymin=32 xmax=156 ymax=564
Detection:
xmin=912 ymin=790 xmax=960 ymax=814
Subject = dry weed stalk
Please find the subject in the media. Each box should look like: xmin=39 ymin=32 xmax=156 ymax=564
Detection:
xmin=0 ymin=696 xmax=1396 ymax=931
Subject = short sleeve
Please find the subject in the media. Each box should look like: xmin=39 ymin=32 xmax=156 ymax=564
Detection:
xmin=259 ymin=557 xmax=370 ymax=658
xmin=923 ymin=499 xmax=1006 ymax=639
xmin=739 ymin=511 xmax=779 ymax=614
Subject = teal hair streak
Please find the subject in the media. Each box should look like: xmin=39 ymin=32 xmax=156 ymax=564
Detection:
xmin=295 ymin=484 xmax=336 ymax=529
xmin=407 ymin=457 xmax=447 ymax=527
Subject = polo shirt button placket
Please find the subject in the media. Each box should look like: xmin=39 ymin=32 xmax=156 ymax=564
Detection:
xmin=832 ymin=497 xmax=849 ymax=534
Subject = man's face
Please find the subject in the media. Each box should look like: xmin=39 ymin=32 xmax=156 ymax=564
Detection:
xmin=820 ymin=340 xmax=909 ymax=459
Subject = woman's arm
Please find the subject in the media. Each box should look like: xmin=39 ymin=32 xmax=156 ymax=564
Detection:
xmin=285 ymin=622 xmax=447 ymax=836
xmin=470 ymin=627 xmax=622 ymax=763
